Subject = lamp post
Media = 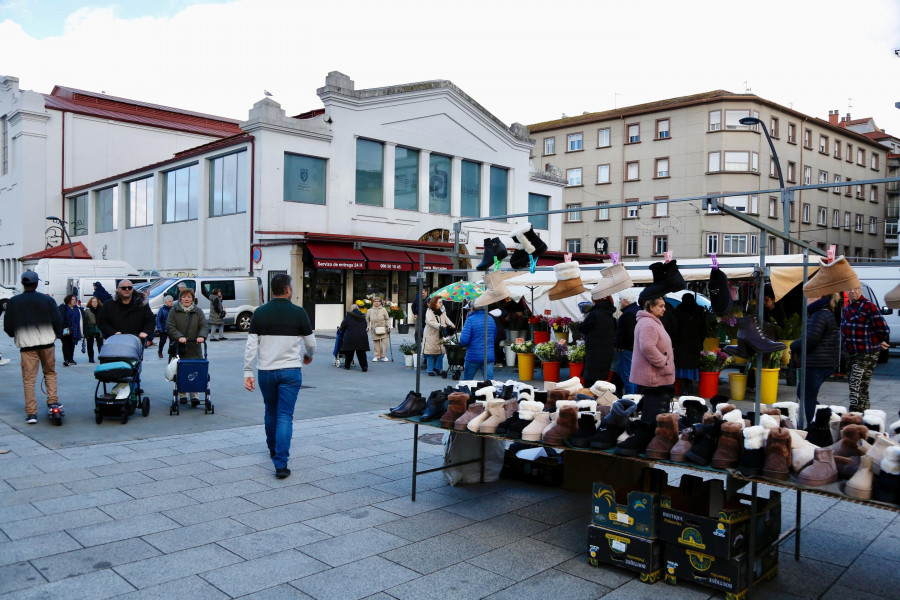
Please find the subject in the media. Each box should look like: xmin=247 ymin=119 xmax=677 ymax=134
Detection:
xmin=46 ymin=216 xmax=75 ymax=259
xmin=739 ymin=116 xmax=790 ymax=254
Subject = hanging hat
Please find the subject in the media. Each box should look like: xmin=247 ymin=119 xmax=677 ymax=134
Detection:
xmin=708 ymin=268 xmax=732 ymax=316
xmin=803 ymin=256 xmax=861 ymax=297
xmin=548 ymin=261 xmax=587 ymax=301
xmin=590 ymin=263 xmax=632 ymax=300
xmin=473 ymin=270 xmax=510 ymax=308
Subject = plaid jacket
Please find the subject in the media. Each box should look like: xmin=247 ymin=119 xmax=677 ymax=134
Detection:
xmin=841 ymin=297 xmax=889 ymax=355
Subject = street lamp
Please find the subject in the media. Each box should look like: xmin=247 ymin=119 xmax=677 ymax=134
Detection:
xmin=739 ymin=116 xmax=790 ymax=254
xmin=46 ymin=216 xmax=75 ymax=259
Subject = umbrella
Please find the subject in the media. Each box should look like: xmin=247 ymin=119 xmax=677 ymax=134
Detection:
xmin=430 ymin=280 xmax=485 ymax=303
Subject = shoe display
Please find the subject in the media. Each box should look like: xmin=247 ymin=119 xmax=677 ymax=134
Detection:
xmin=548 ymin=261 xmax=587 ymax=302
xmin=542 ymin=405 xmax=578 ymax=446
xmin=645 ymin=413 xmax=680 ymax=460
xmin=522 ymin=411 xmax=551 ymax=442
xmin=708 ymin=267 xmax=733 ymax=316
xmin=844 ymin=455 xmax=874 ymax=500
xmin=639 ymin=260 xmax=686 ymax=303
xmin=737 ymin=425 xmax=766 ymax=476
xmin=872 ymin=447 xmax=900 ymax=503
xmin=678 ymin=397 xmax=708 ymax=430
xmin=590 ymin=399 xmax=637 ymax=449
xmin=420 ymin=391 xmax=449 ymax=421
xmin=390 ymin=393 xmax=425 ymax=418
xmin=509 ymin=222 xmax=547 ymax=269
xmin=762 ymin=427 xmax=791 ymax=481
xmin=569 ymin=412 xmax=598 ymax=448
xmin=454 ymin=403 xmax=485 ymax=430
xmin=686 ymin=418 xmax=722 ymax=466
xmin=468 ymin=400 xmax=502 ymax=433
xmin=803 ymin=255 xmax=861 ymax=297
xmin=590 ymin=263 xmax=633 ymax=300
xmin=828 ymin=424 xmax=868 ymax=459
xmin=614 ymin=419 xmax=656 ymax=456
xmin=474 ymin=270 xmax=512 ymax=308
xmin=798 ymin=448 xmax=839 ymax=487
xmin=711 ymin=422 xmax=743 ymax=469
xmin=806 ymin=407 xmax=834 ymax=447
xmin=440 ymin=392 xmax=469 ymax=429
xmin=669 ymin=428 xmax=695 ymax=463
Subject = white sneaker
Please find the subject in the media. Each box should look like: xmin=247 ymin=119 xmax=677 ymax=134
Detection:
xmin=0 ymin=358 xmax=10 ymax=366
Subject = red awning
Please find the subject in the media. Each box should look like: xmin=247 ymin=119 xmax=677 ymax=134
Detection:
xmin=305 ymin=241 xmax=366 ymax=270
xmin=361 ymin=248 xmax=412 ymax=271
xmin=406 ymin=252 xmax=454 ymax=271
xmin=20 ymin=242 xmax=93 ymax=261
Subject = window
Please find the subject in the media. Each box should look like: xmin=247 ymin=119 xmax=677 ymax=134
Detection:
xmin=819 ymin=135 xmax=829 ymax=154
xmin=768 ymin=236 xmax=776 ymax=255
xmin=566 ymin=239 xmax=581 ymax=253
xmin=656 ymin=119 xmax=670 ymax=139
xmin=597 ymin=128 xmax=611 ymax=148
xmin=95 ymin=186 xmax=118 ymax=233
xmin=844 ymin=211 xmax=851 ymax=230
xmin=817 ymin=207 xmax=827 ymax=226
xmin=164 ymin=163 xmax=198 ymax=223
xmin=872 ymin=153 xmax=880 ymax=170
xmin=769 ymin=157 xmax=777 ymax=178
xmin=489 ymin=166 xmax=508 ymax=219
xmin=888 ymin=221 xmax=899 ymax=236
xmin=210 ymin=151 xmax=247 ymax=216
xmin=833 ymin=174 xmax=842 ymax=194
xmin=127 ymin=176 xmax=154 ymax=228
xmin=770 ymin=117 xmax=779 ymax=138
xmin=803 ymin=128 xmax=812 ymax=149
xmin=596 ymin=202 xmax=609 ymax=221
xmin=567 ymin=133 xmax=583 ymax=151
xmin=723 ymin=151 xmax=757 ymax=172
xmin=788 ymin=123 xmax=796 ymax=144
xmin=870 ymin=186 xmax=879 ymax=203
xmin=802 ymin=203 xmax=810 ymax=223
xmin=201 ymin=280 xmax=235 ymax=301
xmin=768 ymin=197 xmax=778 ymax=218
xmin=855 ymin=214 xmax=864 ymax=232
xmin=67 ymin=194 xmax=88 ymax=236
xmin=832 ymin=209 xmax=840 ymax=229
xmin=803 ymin=166 xmax=811 ymax=185
xmin=708 ymin=152 xmax=721 ymax=172
xmin=528 ymin=193 xmax=549 ymax=230
xmin=285 ymin=153 xmax=326 ymax=205
xmin=709 ymin=110 xmax=721 ymax=131
xmin=706 ymin=234 xmax=719 ymax=255
xmin=627 ymin=123 xmax=640 ymax=143
xmin=543 ymin=137 xmax=555 ymax=155
xmin=870 ymin=217 xmax=878 ymax=234
xmin=428 ymin=153 xmax=451 ymax=214
xmin=834 ymin=140 xmax=841 ymax=159
xmin=566 ymin=167 xmax=583 ymax=186
xmin=654 ymin=197 xmax=669 ymax=217
xmin=787 ymin=162 xmax=796 ymax=182
xmin=857 ymin=148 xmax=865 ymax=166
xmin=653 ymin=236 xmax=668 ymax=256
xmin=626 ymin=161 xmax=639 ymax=181
xmin=818 ymin=170 xmax=828 ymax=190
xmin=725 ymin=109 xmax=757 ymax=130
xmin=845 ymin=177 xmax=852 ymax=197
xmin=597 ymin=164 xmax=610 ymax=184
xmin=625 ymin=237 xmax=638 ymax=256
xmin=566 ymin=203 xmax=582 ymax=223
xmin=356 ymin=139 xmax=384 ymax=206
xmin=708 ymin=194 xmax=757 ymax=214
xmin=655 ymin=157 xmax=669 ymax=178
xmin=856 ymin=184 xmax=863 ymax=200
xmin=846 ymin=143 xmax=853 ymax=162
xmin=722 ymin=234 xmax=748 ymax=254
xmin=625 ymin=199 xmax=639 ymax=219
xmin=460 ymin=159 xmax=480 ymax=217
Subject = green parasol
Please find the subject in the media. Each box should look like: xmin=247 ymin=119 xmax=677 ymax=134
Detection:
xmin=430 ymin=280 xmax=485 ymax=303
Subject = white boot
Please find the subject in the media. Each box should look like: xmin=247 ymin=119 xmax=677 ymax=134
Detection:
xmin=522 ymin=412 xmax=551 ymax=442
xmin=479 ymin=400 xmax=508 ymax=434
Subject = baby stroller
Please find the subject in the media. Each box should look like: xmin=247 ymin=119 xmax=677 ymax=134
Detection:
xmin=169 ymin=341 xmax=213 ymax=416
xmin=332 ymin=327 xmax=355 ymax=368
xmin=93 ymin=334 xmax=149 ymax=424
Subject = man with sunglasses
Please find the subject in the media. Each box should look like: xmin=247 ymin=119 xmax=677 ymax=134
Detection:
xmin=97 ymin=279 xmax=156 ymax=343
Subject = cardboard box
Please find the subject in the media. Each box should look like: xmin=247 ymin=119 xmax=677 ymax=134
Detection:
xmin=658 ymin=475 xmax=781 ymax=559
xmin=591 ymin=467 xmax=669 ymax=539
xmin=588 ymin=524 xmax=663 ymax=583
xmin=501 ymin=449 xmax=564 ymax=487
xmin=663 ymin=542 xmax=779 ymax=598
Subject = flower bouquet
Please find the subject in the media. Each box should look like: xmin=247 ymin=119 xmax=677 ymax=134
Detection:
xmin=355 ymin=298 xmax=373 ymax=314
xmin=566 ymin=342 xmax=586 ymax=363
xmin=535 ymin=340 xmax=567 ymax=362
xmin=511 ymin=340 xmax=535 ymax=354
xmin=387 ymin=301 xmax=406 ymax=321
xmin=699 ymin=349 xmax=729 ymax=372
xmin=548 ymin=316 xmax=573 ymax=333
xmin=528 ymin=315 xmax=550 ymax=332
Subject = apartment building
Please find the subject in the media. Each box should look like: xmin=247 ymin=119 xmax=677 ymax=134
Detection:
xmin=528 ymin=91 xmax=889 ymax=260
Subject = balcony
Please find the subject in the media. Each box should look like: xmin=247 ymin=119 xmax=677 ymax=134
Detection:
xmin=887 ymin=181 xmax=900 ymax=193
xmin=885 ymin=235 xmax=899 ymax=246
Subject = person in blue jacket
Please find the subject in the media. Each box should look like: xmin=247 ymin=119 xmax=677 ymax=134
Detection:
xmin=155 ymin=295 xmax=174 ymax=359
xmin=458 ymin=303 xmax=500 ymax=381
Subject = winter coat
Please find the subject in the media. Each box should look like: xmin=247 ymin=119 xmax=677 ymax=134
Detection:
xmin=83 ymin=306 xmax=101 ymax=336
xmin=339 ymin=308 xmax=370 ymax=352
xmin=673 ymin=295 xmax=707 ymax=369
xmin=97 ymin=294 xmax=155 ymax=339
xmin=59 ymin=304 xmax=84 ymax=344
xmin=3 ymin=290 xmax=63 ymax=350
xmin=580 ymin=299 xmax=616 ymax=387
xmin=424 ymin=308 xmax=453 ymax=355
xmin=155 ymin=304 xmax=172 ymax=333
xmin=458 ymin=308 xmax=498 ymax=364
xmin=791 ymin=298 xmax=840 ymax=369
xmin=209 ymin=294 xmax=225 ymax=326
xmin=92 ymin=282 xmax=112 ymax=303
xmin=631 ymin=310 xmax=675 ymax=387
xmin=614 ymin=302 xmax=639 ymax=351
xmin=166 ymin=302 xmax=209 ymax=359
xmin=366 ymin=306 xmax=391 ymax=341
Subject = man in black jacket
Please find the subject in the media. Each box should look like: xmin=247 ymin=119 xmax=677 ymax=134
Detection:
xmin=97 ymin=280 xmax=155 ymax=343
xmin=3 ymin=271 xmax=64 ymax=424
xmin=615 ymin=290 xmax=639 ymax=395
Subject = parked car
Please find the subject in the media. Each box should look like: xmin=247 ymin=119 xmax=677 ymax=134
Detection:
xmin=145 ymin=276 xmax=264 ymax=331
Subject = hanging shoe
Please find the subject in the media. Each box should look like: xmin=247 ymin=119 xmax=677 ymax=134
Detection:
xmin=736 ymin=316 xmax=786 ymax=354
xmin=803 ymin=255 xmax=861 ymax=297
xmin=476 ymin=237 xmax=508 ymax=271
xmin=548 ymin=261 xmax=587 ymax=302
xmin=638 ymin=262 xmax=669 ymax=303
xmin=591 ymin=263 xmax=633 ymax=300
xmin=885 ymin=281 xmax=900 ymax=309
xmin=515 ymin=222 xmax=548 ymax=259
xmin=708 ymin=267 xmax=733 ymax=316
xmin=474 ymin=270 xmax=511 ymax=308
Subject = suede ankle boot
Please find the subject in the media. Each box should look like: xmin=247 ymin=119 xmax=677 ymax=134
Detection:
xmin=867 ymin=435 xmax=900 ymax=475
xmin=798 ymin=448 xmax=839 ymax=487
xmin=802 ymin=255 xmax=861 ymax=297
xmin=762 ymin=427 xmax=791 ymax=481
xmin=479 ymin=400 xmax=508 ymax=434
xmin=736 ymin=316 xmax=786 ymax=354
xmin=542 ymin=406 xmax=579 ymax=445
xmin=441 ymin=392 xmax=470 ymax=428
xmin=873 ymin=447 xmax=900 ymax=503
xmin=614 ymin=419 xmax=657 ymax=457
xmin=476 ymin=237 xmax=508 ymax=271
xmin=711 ymin=422 xmax=744 ymax=469
xmin=687 ymin=419 xmax=722 ymax=466
xmin=420 ymin=390 xmax=449 ymax=421
xmin=829 ymin=424 xmax=869 ymax=459
xmin=737 ymin=425 xmax=766 ymax=476
xmin=806 ymin=407 xmax=834 ymax=447
xmin=670 ymin=428 xmax=695 ymax=463
xmin=468 ymin=400 xmax=499 ymax=433
xmin=454 ymin=402 xmax=485 ymax=430
xmin=570 ymin=413 xmax=599 ymax=448
xmin=679 ymin=398 xmax=708 ymax=430
xmin=545 ymin=389 xmax=568 ymax=413
xmin=645 ymin=413 xmax=681 ymax=460
xmin=522 ymin=411 xmax=551 ymax=442
xmin=844 ymin=455 xmax=874 ymax=500
xmin=590 ymin=399 xmax=637 ymax=449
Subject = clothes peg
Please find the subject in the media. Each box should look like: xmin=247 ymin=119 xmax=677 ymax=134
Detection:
xmin=664 ymin=251 xmax=673 ymax=264
xmin=610 ymin=252 xmax=620 ymax=265
xmin=564 ymin=253 xmax=572 ymax=263
xmin=711 ymin=254 xmax=718 ymax=269
xmin=493 ymin=256 xmax=502 ymax=271
xmin=827 ymin=245 xmax=836 ymax=263
xmin=529 ymin=255 xmax=538 ymax=274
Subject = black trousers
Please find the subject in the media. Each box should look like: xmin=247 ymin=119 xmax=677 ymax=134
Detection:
xmin=344 ymin=350 xmax=368 ymax=371
xmin=61 ymin=335 xmax=76 ymax=362
xmin=86 ymin=333 xmax=103 ymax=361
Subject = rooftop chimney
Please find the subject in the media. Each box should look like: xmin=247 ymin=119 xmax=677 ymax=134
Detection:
xmin=828 ymin=110 xmax=839 ymax=125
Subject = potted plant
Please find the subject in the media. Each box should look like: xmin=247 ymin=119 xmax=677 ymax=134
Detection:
xmin=511 ymin=340 xmax=536 ymax=380
xmin=354 ymin=297 xmax=373 ymax=314
xmin=759 ymin=350 xmax=783 ymax=404
xmin=399 ymin=341 xmax=418 ymax=368
xmin=548 ymin=315 xmax=573 ymax=342
xmin=388 ymin=301 xmax=409 ymax=334
xmin=535 ymin=340 xmax=567 ymax=383
xmin=505 ymin=312 xmax=528 ymax=342
xmin=698 ymin=349 xmax=728 ymax=398
xmin=566 ymin=341 xmax=587 ymax=383
xmin=529 ymin=315 xmax=551 ymax=344
xmin=773 ymin=314 xmax=801 ymax=366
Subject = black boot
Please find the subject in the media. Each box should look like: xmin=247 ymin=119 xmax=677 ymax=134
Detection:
xmin=506 ymin=414 xmax=533 ymax=439
xmin=637 ymin=391 xmax=671 ymax=423
xmin=723 ymin=340 xmax=753 ymax=359
xmin=680 ymin=399 xmax=707 ymax=430
xmin=708 ymin=267 xmax=733 ymax=316
xmin=806 ymin=407 xmax=834 ymax=447
xmin=737 ymin=316 xmax=786 ymax=354
xmin=638 ymin=262 xmax=668 ymax=303
xmin=476 ymin=237 xmax=508 ymax=271
xmin=500 ymin=384 xmax=515 ymax=400
xmin=421 ymin=391 xmax=449 ymax=421
xmin=663 ymin=260 xmax=687 ymax=294
xmin=390 ymin=393 xmax=426 ymax=418
xmin=590 ymin=399 xmax=637 ymax=449
xmin=686 ymin=419 xmax=722 ymax=466
xmin=614 ymin=419 xmax=656 ymax=456
xmin=521 ymin=226 xmax=548 ymax=259
xmin=570 ymin=413 xmax=598 ymax=448
xmin=391 ymin=391 xmax=420 ymax=414
xmin=496 ymin=411 xmax=524 ymax=436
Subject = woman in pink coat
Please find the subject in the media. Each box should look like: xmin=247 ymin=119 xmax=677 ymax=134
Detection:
xmin=630 ymin=296 xmax=675 ymax=393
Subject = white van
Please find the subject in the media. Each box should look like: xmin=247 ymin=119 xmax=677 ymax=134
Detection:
xmin=145 ymin=276 xmax=263 ymax=331
xmin=853 ymin=265 xmax=900 ymax=346
xmin=28 ymin=259 xmax=142 ymax=303
xmin=66 ymin=276 xmax=157 ymax=306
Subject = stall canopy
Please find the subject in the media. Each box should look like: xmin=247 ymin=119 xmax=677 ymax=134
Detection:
xmin=305 ymin=241 xmax=366 ymax=270
xmin=406 ymin=252 xmax=453 ymax=271
xmin=361 ymin=248 xmax=413 ymax=271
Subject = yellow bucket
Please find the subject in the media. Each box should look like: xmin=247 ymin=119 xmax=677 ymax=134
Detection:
xmin=728 ymin=373 xmax=748 ymax=402
xmin=703 ymin=337 xmax=720 ymax=352
xmin=517 ymin=353 xmax=535 ymax=381
xmin=759 ymin=368 xmax=780 ymax=404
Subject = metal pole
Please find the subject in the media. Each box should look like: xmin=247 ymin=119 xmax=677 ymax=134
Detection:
xmin=754 ymin=232 xmax=766 ymax=424
xmin=416 ymin=253 xmax=425 ymax=393
xmin=798 ymin=248 xmax=809 ymax=429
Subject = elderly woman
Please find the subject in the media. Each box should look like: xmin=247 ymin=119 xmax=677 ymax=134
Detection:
xmin=166 ymin=288 xmax=209 ymax=405
xmin=340 ymin=306 xmax=370 ymax=372
xmin=631 ymin=296 xmax=675 ymax=418
xmin=58 ymin=294 xmax=84 ymax=366
xmin=208 ymin=288 xmax=227 ymax=341
xmin=366 ymin=297 xmax=392 ymax=362
xmin=424 ymin=296 xmax=454 ymax=377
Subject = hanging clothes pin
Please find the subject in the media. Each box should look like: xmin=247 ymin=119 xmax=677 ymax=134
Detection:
xmin=663 ymin=250 xmax=673 ymax=264
xmin=711 ymin=253 xmax=718 ymax=270
xmin=610 ymin=252 xmax=620 ymax=265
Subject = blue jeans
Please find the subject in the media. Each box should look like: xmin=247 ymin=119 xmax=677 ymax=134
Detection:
xmin=463 ymin=360 xmax=493 ymax=381
xmin=426 ymin=354 xmax=444 ymax=373
xmin=797 ymin=366 xmax=832 ymax=426
xmin=258 ymin=368 xmax=302 ymax=469
xmin=618 ymin=350 xmax=638 ymax=395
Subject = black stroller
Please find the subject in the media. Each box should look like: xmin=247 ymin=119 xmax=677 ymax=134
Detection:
xmin=93 ymin=334 xmax=149 ymax=424
xmin=169 ymin=342 xmax=213 ymax=416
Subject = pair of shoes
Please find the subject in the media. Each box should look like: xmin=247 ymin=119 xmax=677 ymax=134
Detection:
xmin=275 ymin=467 xmax=291 ymax=479
xmin=209 ymin=339 xmax=218 ymax=342
xmin=26 ymin=414 xmax=37 ymax=424
xmin=63 ymin=361 xmax=70 ymax=367
xmin=219 ymin=337 xmax=228 ymax=340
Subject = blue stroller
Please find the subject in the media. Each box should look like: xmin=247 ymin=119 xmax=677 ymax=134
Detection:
xmin=93 ymin=334 xmax=148 ymax=424
xmin=169 ymin=342 xmax=213 ymax=416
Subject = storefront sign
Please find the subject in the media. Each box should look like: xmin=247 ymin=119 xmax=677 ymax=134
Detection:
xmin=313 ymin=258 xmax=366 ymax=269
xmin=372 ymin=262 xmax=411 ymax=271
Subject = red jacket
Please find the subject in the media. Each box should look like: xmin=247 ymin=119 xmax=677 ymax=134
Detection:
xmin=630 ymin=310 xmax=675 ymax=387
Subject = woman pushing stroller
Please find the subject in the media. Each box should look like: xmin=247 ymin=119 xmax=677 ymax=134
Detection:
xmin=166 ymin=287 xmax=208 ymax=405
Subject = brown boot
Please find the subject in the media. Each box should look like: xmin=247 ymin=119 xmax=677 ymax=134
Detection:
xmin=542 ymin=406 xmax=579 ymax=446
xmin=645 ymin=413 xmax=681 ymax=460
xmin=803 ymin=255 xmax=861 ymax=297
xmin=762 ymin=427 xmax=791 ymax=481
xmin=840 ymin=413 xmax=864 ymax=431
xmin=711 ymin=422 xmax=743 ymax=469
xmin=545 ymin=389 xmax=568 ymax=413
xmin=454 ymin=402 xmax=484 ymax=431
xmin=829 ymin=424 xmax=869 ymax=459
xmin=798 ymin=448 xmax=839 ymax=487
xmin=670 ymin=428 xmax=695 ymax=463
xmin=440 ymin=392 xmax=469 ymax=428
xmin=502 ymin=399 xmax=519 ymax=420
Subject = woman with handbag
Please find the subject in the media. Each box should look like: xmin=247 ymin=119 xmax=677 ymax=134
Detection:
xmin=208 ymin=288 xmax=227 ymax=341
xmin=424 ymin=296 xmax=454 ymax=377
xmin=366 ymin=297 xmax=391 ymax=362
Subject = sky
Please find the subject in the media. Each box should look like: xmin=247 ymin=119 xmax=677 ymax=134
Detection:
xmin=2 ymin=0 xmax=900 ymax=136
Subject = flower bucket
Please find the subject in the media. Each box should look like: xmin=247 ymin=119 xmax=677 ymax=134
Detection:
xmin=533 ymin=330 xmax=551 ymax=344
xmin=505 ymin=346 xmax=517 ymax=367
xmin=780 ymin=341 xmax=793 ymax=366
xmin=698 ymin=371 xmax=720 ymax=398
xmin=397 ymin=323 xmax=410 ymax=334
xmin=568 ymin=362 xmax=584 ymax=385
xmin=728 ymin=372 xmax=748 ymax=402
xmin=404 ymin=354 xmax=417 ymax=368
xmin=542 ymin=361 xmax=561 ymax=383
xmin=517 ymin=353 xmax=535 ymax=381
xmin=760 ymin=368 xmax=780 ymax=404
xmin=554 ymin=331 xmax=568 ymax=342
xmin=703 ymin=337 xmax=720 ymax=353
